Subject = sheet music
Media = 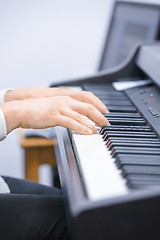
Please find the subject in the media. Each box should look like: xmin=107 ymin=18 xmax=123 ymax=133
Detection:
xmin=112 ymin=79 xmax=152 ymax=91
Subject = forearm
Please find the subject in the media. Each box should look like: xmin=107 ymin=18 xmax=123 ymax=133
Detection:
xmin=4 ymin=88 xmax=52 ymax=102
xmin=4 ymin=87 xmax=69 ymax=102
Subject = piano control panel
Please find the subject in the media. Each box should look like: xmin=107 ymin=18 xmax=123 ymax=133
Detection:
xmin=125 ymin=84 xmax=160 ymax=137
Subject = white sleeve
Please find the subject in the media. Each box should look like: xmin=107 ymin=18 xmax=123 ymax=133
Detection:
xmin=0 ymin=89 xmax=13 ymax=103
xmin=0 ymin=89 xmax=13 ymax=141
xmin=0 ymin=108 xmax=7 ymax=141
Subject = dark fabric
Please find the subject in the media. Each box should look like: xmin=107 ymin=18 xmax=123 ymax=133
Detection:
xmin=0 ymin=176 xmax=70 ymax=240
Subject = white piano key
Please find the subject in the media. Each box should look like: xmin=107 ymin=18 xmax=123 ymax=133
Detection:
xmin=72 ymin=133 xmax=128 ymax=201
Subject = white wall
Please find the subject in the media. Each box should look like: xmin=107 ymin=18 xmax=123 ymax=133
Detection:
xmin=0 ymin=0 xmax=112 ymax=184
xmin=0 ymin=0 xmax=113 ymax=89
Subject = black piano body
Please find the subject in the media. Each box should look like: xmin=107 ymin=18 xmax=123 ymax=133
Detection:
xmin=51 ymin=42 xmax=160 ymax=240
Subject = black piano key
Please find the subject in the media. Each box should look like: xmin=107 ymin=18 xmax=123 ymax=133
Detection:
xmin=122 ymin=165 xmax=160 ymax=176
xmin=109 ymin=142 xmax=160 ymax=151
xmin=103 ymin=131 xmax=154 ymax=135
xmin=100 ymin=125 xmax=151 ymax=134
xmin=99 ymin=96 xmax=128 ymax=100
xmin=112 ymin=149 xmax=160 ymax=157
xmin=82 ymin=83 xmax=113 ymax=88
xmin=106 ymin=138 xmax=160 ymax=145
xmin=113 ymin=146 xmax=160 ymax=151
xmin=128 ymin=181 xmax=160 ymax=189
xmin=104 ymin=133 xmax=157 ymax=141
xmin=127 ymin=174 xmax=160 ymax=182
xmin=129 ymin=179 xmax=160 ymax=185
xmin=107 ymin=119 xmax=145 ymax=126
xmin=103 ymin=132 xmax=156 ymax=141
xmin=107 ymin=140 xmax=160 ymax=149
xmin=101 ymin=125 xmax=150 ymax=129
xmin=101 ymin=128 xmax=151 ymax=137
xmin=82 ymin=84 xmax=116 ymax=92
xmin=106 ymin=117 xmax=144 ymax=121
xmin=116 ymin=157 xmax=160 ymax=167
xmin=106 ymin=106 xmax=137 ymax=113
xmin=91 ymin=92 xmax=124 ymax=97
xmin=107 ymin=116 xmax=144 ymax=121
xmin=104 ymin=127 xmax=151 ymax=133
xmin=112 ymin=147 xmax=160 ymax=158
xmin=116 ymin=154 xmax=160 ymax=161
xmin=102 ymin=101 xmax=133 ymax=106
xmin=103 ymin=112 xmax=141 ymax=118
xmin=109 ymin=142 xmax=160 ymax=149
xmin=107 ymin=139 xmax=157 ymax=148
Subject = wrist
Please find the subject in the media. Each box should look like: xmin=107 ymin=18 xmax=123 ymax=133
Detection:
xmin=4 ymin=89 xmax=23 ymax=102
xmin=0 ymin=89 xmax=14 ymax=103
xmin=0 ymin=107 xmax=7 ymax=140
xmin=0 ymin=101 xmax=22 ymax=134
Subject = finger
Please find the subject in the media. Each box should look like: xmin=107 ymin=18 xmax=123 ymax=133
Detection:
xmin=71 ymin=101 xmax=109 ymax=127
xmin=57 ymin=115 xmax=93 ymax=135
xmin=78 ymin=91 xmax=109 ymax=113
xmin=61 ymin=108 xmax=97 ymax=133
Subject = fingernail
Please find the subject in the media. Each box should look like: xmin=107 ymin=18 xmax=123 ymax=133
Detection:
xmin=85 ymin=128 xmax=93 ymax=135
xmin=101 ymin=105 xmax=108 ymax=113
xmin=94 ymin=130 xmax=99 ymax=134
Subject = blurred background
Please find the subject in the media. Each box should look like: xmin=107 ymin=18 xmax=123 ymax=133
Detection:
xmin=0 ymin=0 xmax=159 ymax=185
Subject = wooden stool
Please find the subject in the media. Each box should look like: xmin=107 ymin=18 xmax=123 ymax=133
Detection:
xmin=20 ymin=136 xmax=58 ymax=183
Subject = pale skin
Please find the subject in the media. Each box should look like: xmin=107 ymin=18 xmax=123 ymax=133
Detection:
xmin=0 ymin=88 xmax=109 ymax=135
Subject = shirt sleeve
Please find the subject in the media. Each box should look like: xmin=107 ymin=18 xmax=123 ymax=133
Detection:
xmin=0 ymin=89 xmax=11 ymax=141
xmin=0 ymin=108 xmax=7 ymax=141
xmin=0 ymin=89 xmax=13 ymax=104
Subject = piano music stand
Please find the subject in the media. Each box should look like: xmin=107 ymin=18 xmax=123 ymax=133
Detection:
xmin=98 ymin=0 xmax=160 ymax=72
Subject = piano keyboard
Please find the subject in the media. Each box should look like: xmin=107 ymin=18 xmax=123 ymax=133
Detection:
xmin=71 ymin=83 xmax=160 ymax=201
